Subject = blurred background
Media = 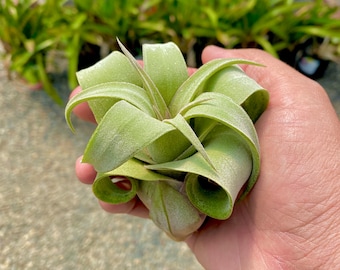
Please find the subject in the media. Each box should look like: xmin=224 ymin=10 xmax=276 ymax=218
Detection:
xmin=1 ymin=0 xmax=339 ymax=104
xmin=1 ymin=1 xmax=339 ymax=269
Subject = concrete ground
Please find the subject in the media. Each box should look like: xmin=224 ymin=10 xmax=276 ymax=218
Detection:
xmin=0 ymin=59 xmax=339 ymax=270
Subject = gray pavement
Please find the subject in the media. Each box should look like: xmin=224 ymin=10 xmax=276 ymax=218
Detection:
xmin=0 ymin=64 xmax=203 ymax=270
xmin=1 ymin=59 xmax=339 ymax=270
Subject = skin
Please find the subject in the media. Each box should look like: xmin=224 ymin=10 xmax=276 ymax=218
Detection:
xmin=72 ymin=46 xmax=340 ymax=269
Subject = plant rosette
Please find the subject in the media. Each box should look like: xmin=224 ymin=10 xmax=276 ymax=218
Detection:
xmin=65 ymin=39 xmax=269 ymax=241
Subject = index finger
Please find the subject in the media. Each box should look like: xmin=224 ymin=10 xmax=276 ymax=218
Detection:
xmin=69 ymin=86 xmax=96 ymax=123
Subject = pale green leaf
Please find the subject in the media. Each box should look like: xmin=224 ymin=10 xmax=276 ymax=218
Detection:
xmin=92 ymin=158 xmax=179 ymax=204
xmin=169 ymin=58 xmax=263 ymax=115
xmin=76 ymin=50 xmax=142 ymax=122
xmin=65 ymin=82 xmax=154 ymax=132
xmin=92 ymin=175 xmax=138 ymax=204
xmin=143 ymin=42 xmax=188 ymax=106
xmin=117 ymin=38 xmax=170 ymax=119
xmin=164 ymin=114 xmax=215 ymax=170
xmin=82 ymin=100 xmax=175 ymax=172
xmin=181 ymin=92 xmax=261 ymax=199
xmin=182 ymin=92 xmax=260 ymax=149
xmin=147 ymin=127 xmax=252 ymax=219
xmin=203 ymin=65 xmax=269 ymax=122
xmin=76 ymin=51 xmax=142 ymax=90
xmin=148 ymin=97 xmax=215 ymax=162
xmin=97 ymin=158 xmax=177 ymax=182
xmin=174 ymin=119 xmax=218 ymax=161
xmin=138 ymin=180 xmax=205 ymax=241
xmin=146 ymin=129 xmax=191 ymax=164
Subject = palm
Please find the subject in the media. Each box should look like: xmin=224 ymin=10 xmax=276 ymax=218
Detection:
xmin=187 ymin=48 xmax=340 ymax=269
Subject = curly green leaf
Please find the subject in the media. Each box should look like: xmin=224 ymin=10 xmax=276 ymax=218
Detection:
xmin=83 ymin=100 xmax=175 ymax=172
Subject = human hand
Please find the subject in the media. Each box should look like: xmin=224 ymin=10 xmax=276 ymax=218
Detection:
xmin=72 ymin=46 xmax=340 ymax=269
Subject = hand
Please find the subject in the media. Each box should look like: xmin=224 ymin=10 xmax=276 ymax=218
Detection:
xmin=72 ymin=46 xmax=340 ymax=269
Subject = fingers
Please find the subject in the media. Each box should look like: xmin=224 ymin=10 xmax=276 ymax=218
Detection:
xmin=99 ymin=198 xmax=149 ymax=218
xmin=75 ymin=156 xmax=97 ymax=184
xmin=69 ymin=86 xmax=96 ymax=123
xmin=201 ymin=45 xmax=288 ymax=74
xmin=188 ymin=67 xmax=197 ymax=76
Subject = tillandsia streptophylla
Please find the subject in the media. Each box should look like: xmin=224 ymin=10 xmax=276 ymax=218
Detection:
xmin=65 ymin=39 xmax=269 ymax=241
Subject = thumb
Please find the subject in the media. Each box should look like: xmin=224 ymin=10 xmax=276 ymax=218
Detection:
xmin=201 ymin=45 xmax=296 ymax=83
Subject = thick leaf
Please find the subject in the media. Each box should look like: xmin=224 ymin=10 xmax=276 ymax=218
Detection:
xmin=117 ymin=38 xmax=170 ymax=119
xmin=146 ymin=129 xmax=191 ymax=164
xmin=97 ymin=158 xmax=178 ymax=182
xmin=76 ymin=51 xmax=142 ymax=122
xmin=181 ymin=92 xmax=261 ymax=199
xmin=82 ymin=101 xmax=175 ymax=172
xmin=143 ymin=42 xmax=188 ymax=106
xmin=164 ymin=114 xmax=215 ymax=169
xmin=147 ymin=128 xmax=252 ymax=219
xmin=203 ymin=65 xmax=269 ymax=122
xmin=93 ymin=158 xmax=178 ymax=204
xmin=76 ymin=51 xmax=142 ymax=90
xmin=169 ymin=58 xmax=263 ymax=115
xmin=92 ymin=176 xmax=138 ymax=204
xmin=175 ymin=123 xmax=218 ymax=161
xmin=65 ymin=81 xmax=154 ymax=132
xmin=138 ymin=180 xmax=205 ymax=241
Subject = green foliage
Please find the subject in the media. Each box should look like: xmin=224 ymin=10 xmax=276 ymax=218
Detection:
xmin=1 ymin=0 xmax=339 ymax=105
xmin=0 ymin=0 xmax=66 ymax=104
xmin=150 ymin=0 xmax=340 ymax=60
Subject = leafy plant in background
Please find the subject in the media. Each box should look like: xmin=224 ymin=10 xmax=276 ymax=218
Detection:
xmin=65 ymin=40 xmax=269 ymax=240
xmin=211 ymin=0 xmax=340 ymax=62
xmin=0 ymin=0 xmax=65 ymax=105
xmin=1 ymin=0 xmax=339 ymax=105
xmin=123 ymin=0 xmax=340 ymax=67
xmin=132 ymin=0 xmax=218 ymax=66
xmin=57 ymin=2 xmax=108 ymax=90
xmin=71 ymin=0 xmax=156 ymax=56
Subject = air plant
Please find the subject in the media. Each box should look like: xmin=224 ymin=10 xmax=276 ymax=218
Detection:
xmin=65 ymin=39 xmax=269 ymax=240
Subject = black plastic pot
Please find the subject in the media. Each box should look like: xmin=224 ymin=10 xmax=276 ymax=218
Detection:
xmin=78 ymin=43 xmax=101 ymax=70
xmin=279 ymin=39 xmax=330 ymax=80
xmin=295 ymin=51 xmax=330 ymax=80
